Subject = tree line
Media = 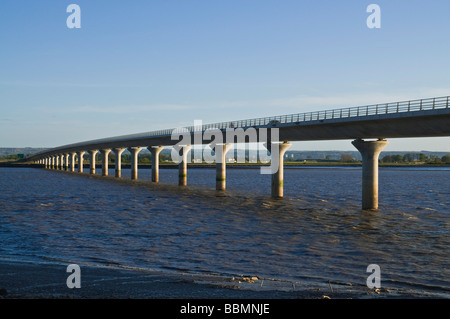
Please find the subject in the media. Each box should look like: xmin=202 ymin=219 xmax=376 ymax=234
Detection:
xmin=380 ymin=153 xmax=450 ymax=164
xmin=337 ymin=153 xmax=450 ymax=164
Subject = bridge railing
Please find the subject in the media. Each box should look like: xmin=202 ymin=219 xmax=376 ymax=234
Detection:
xmin=31 ymin=96 xmax=449 ymax=155
xmin=180 ymin=95 xmax=449 ymax=132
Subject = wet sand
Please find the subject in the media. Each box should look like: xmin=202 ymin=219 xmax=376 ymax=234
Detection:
xmin=0 ymin=259 xmax=332 ymax=299
xmin=1 ymin=259 xmax=445 ymax=319
xmin=0 ymin=259 xmax=435 ymax=300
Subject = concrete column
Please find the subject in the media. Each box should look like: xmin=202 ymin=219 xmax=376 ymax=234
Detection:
xmin=77 ymin=151 xmax=86 ymax=173
xmin=70 ymin=153 xmax=76 ymax=172
xmin=215 ymin=143 xmax=233 ymax=190
xmin=148 ymin=146 xmax=163 ymax=182
xmin=64 ymin=154 xmax=69 ymax=171
xmin=128 ymin=147 xmax=142 ymax=180
xmin=45 ymin=157 xmax=49 ymax=169
xmin=100 ymin=149 xmax=111 ymax=176
xmin=60 ymin=154 xmax=65 ymax=170
xmin=352 ymin=138 xmax=388 ymax=210
xmin=178 ymin=145 xmax=192 ymax=186
xmin=113 ymin=148 xmax=126 ymax=178
xmin=88 ymin=150 xmax=98 ymax=175
xmin=269 ymin=141 xmax=292 ymax=198
xmin=52 ymin=156 xmax=56 ymax=169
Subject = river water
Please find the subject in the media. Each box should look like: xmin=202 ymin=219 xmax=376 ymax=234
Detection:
xmin=0 ymin=166 xmax=448 ymax=297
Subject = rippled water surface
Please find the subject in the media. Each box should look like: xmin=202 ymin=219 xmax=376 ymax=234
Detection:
xmin=0 ymin=167 xmax=449 ymax=296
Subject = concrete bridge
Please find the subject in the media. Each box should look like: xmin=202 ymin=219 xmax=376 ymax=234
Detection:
xmin=29 ymin=96 xmax=450 ymax=210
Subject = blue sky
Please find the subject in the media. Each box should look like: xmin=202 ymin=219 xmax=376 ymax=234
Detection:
xmin=1 ymin=0 xmax=449 ymax=151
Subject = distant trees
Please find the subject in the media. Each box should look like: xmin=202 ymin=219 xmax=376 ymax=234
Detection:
xmin=340 ymin=154 xmax=355 ymax=163
xmin=441 ymin=155 xmax=450 ymax=163
xmin=380 ymin=153 xmax=450 ymax=164
xmin=381 ymin=155 xmax=392 ymax=163
xmin=0 ymin=154 xmax=20 ymax=162
xmin=419 ymin=153 xmax=428 ymax=162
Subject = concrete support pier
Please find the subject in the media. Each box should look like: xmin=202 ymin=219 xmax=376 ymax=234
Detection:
xmin=148 ymin=146 xmax=163 ymax=182
xmin=178 ymin=145 xmax=192 ymax=186
xmin=88 ymin=150 xmax=98 ymax=175
xmin=128 ymin=147 xmax=142 ymax=180
xmin=113 ymin=148 xmax=125 ymax=178
xmin=77 ymin=151 xmax=85 ymax=173
xmin=64 ymin=154 xmax=69 ymax=171
xmin=60 ymin=154 xmax=64 ymax=170
xmin=215 ymin=143 xmax=233 ymax=191
xmin=70 ymin=153 xmax=76 ymax=172
xmin=270 ymin=141 xmax=292 ymax=198
xmin=55 ymin=155 xmax=60 ymax=170
xmin=45 ymin=158 xmax=49 ymax=169
xmin=352 ymin=138 xmax=388 ymax=210
xmin=100 ymin=149 xmax=111 ymax=176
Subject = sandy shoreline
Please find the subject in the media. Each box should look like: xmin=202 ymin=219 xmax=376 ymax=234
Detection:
xmin=0 ymin=259 xmax=334 ymax=299
xmin=0 ymin=259 xmax=440 ymax=300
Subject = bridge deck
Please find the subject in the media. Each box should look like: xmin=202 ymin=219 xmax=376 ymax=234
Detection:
xmin=29 ymin=96 xmax=450 ymax=159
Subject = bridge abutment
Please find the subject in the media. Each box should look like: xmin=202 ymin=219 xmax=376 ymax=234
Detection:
xmin=352 ymin=138 xmax=388 ymax=210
